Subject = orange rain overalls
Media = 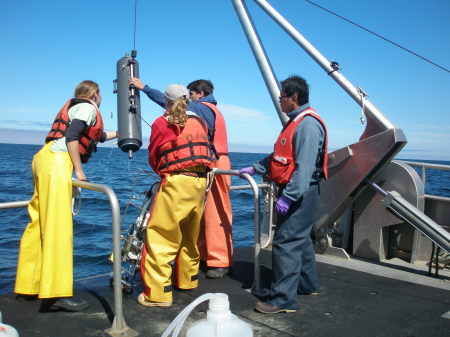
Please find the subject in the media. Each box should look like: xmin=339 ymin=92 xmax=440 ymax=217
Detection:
xmin=197 ymin=102 xmax=233 ymax=269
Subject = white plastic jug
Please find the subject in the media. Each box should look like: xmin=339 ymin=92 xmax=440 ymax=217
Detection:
xmin=0 ymin=312 xmax=19 ymax=337
xmin=162 ymin=293 xmax=253 ymax=337
xmin=186 ymin=293 xmax=252 ymax=337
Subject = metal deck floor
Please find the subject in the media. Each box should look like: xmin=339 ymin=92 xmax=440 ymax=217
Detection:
xmin=1 ymin=247 xmax=449 ymax=337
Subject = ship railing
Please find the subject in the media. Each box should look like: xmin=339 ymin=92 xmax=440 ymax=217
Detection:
xmin=400 ymin=161 xmax=450 ymax=202
xmin=215 ymin=169 xmax=272 ymax=293
xmin=0 ymin=179 xmax=138 ymax=337
xmin=399 ymin=161 xmax=450 ymax=257
xmin=229 ymin=176 xmax=275 ymax=249
xmin=0 ymin=171 xmax=270 ymax=333
xmin=120 ymin=168 xmax=270 ymax=295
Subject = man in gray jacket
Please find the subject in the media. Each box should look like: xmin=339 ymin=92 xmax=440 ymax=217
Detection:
xmin=239 ymin=75 xmax=328 ymax=313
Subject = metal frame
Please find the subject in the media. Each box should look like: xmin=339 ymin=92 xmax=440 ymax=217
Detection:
xmin=231 ymin=1 xmax=410 ymax=252
xmin=232 ymin=0 xmax=395 ymax=138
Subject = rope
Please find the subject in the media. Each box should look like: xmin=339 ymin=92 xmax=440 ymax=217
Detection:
xmin=304 ymin=0 xmax=450 ymax=74
xmin=133 ymin=0 xmax=138 ymax=51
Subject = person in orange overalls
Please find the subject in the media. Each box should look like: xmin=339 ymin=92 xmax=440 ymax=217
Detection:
xmin=130 ymin=77 xmax=233 ymax=279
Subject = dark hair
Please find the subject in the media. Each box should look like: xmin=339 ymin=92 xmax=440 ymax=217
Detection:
xmin=187 ymin=79 xmax=214 ymax=96
xmin=281 ymin=75 xmax=309 ymax=106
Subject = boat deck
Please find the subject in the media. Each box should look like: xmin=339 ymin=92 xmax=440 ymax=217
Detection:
xmin=1 ymin=247 xmax=449 ymax=337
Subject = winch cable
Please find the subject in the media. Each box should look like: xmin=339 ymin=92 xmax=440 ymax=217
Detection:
xmin=130 ymin=0 xmax=152 ymax=129
xmin=304 ymin=0 xmax=450 ymax=74
xmin=133 ymin=0 xmax=138 ymax=52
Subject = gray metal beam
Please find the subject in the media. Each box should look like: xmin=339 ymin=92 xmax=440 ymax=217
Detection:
xmin=231 ymin=0 xmax=287 ymax=125
xmin=382 ymin=191 xmax=450 ymax=254
xmin=251 ymin=0 xmax=395 ymax=139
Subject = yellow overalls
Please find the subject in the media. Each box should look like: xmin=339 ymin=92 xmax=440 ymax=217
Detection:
xmin=140 ymin=172 xmax=207 ymax=303
xmin=15 ymin=141 xmax=74 ymax=298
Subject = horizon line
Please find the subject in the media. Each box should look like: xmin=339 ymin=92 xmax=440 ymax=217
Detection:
xmin=1 ymin=142 xmax=448 ymax=162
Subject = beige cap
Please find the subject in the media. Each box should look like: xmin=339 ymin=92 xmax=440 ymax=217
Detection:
xmin=164 ymin=84 xmax=188 ymax=102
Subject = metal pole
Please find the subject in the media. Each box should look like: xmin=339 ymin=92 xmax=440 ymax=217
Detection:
xmin=365 ymin=179 xmax=450 ymax=254
xmin=422 ymin=166 xmax=427 ymax=188
xmin=383 ymin=191 xmax=450 ymax=254
xmin=71 ymin=180 xmax=137 ymax=336
xmin=251 ymin=0 xmax=395 ymax=135
xmin=214 ymin=169 xmax=262 ymax=291
xmin=71 ymin=181 xmax=123 ymax=329
xmin=264 ymin=180 xmax=275 ymax=249
xmin=230 ymin=183 xmax=270 ymax=191
xmin=365 ymin=179 xmax=387 ymax=197
xmin=231 ymin=0 xmax=287 ymax=125
xmin=0 ymin=181 xmax=138 ymax=336
xmin=0 ymin=200 xmax=30 ymax=209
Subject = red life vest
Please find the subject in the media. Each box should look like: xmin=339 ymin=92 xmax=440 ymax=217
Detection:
xmin=156 ymin=115 xmax=214 ymax=175
xmin=268 ymin=108 xmax=328 ymax=185
xmin=199 ymin=102 xmax=229 ymax=156
xmin=45 ymin=98 xmax=104 ymax=163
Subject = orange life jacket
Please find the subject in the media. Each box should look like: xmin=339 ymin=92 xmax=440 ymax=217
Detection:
xmin=268 ymin=108 xmax=328 ymax=185
xmin=156 ymin=115 xmax=214 ymax=175
xmin=46 ymin=98 xmax=104 ymax=163
xmin=199 ymin=102 xmax=229 ymax=156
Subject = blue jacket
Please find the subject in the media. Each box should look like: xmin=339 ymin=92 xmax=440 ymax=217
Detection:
xmin=254 ymin=104 xmax=325 ymax=202
xmin=142 ymin=85 xmax=217 ymax=143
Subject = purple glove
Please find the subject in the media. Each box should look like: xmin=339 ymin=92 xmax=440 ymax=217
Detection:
xmin=238 ymin=166 xmax=255 ymax=176
xmin=276 ymin=195 xmax=292 ymax=215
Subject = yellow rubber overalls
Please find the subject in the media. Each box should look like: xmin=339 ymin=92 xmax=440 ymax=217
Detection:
xmin=15 ymin=141 xmax=74 ymax=298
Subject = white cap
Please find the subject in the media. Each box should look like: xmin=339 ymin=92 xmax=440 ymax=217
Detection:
xmin=208 ymin=293 xmax=229 ymax=312
xmin=164 ymin=84 xmax=188 ymax=102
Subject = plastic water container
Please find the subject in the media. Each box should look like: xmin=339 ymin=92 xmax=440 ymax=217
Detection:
xmin=186 ymin=293 xmax=252 ymax=337
xmin=0 ymin=312 xmax=19 ymax=337
xmin=161 ymin=293 xmax=253 ymax=337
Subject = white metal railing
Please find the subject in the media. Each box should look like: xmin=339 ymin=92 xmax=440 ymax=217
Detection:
xmin=215 ymin=169 xmax=266 ymax=292
xmin=400 ymin=160 xmax=450 ymax=202
xmin=230 ymin=181 xmax=273 ymax=248
xmin=0 ymin=200 xmax=30 ymax=209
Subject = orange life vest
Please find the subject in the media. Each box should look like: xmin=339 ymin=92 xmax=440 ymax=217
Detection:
xmin=199 ymin=102 xmax=229 ymax=156
xmin=46 ymin=98 xmax=104 ymax=163
xmin=156 ymin=115 xmax=214 ymax=175
xmin=268 ymin=108 xmax=328 ymax=185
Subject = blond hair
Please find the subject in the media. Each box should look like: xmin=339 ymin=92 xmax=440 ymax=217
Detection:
xmin=166 ymin=96 xmax=188 ymax=127
xmin=74 ymin=80 xmax=99 ymax=100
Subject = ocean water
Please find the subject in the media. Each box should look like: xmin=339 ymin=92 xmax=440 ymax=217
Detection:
xmin=0 ymin=143 xmax=449 ymax=295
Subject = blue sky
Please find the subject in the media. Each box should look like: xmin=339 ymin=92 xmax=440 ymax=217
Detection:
xmin=0 ymin=0 xmax=449 ymax=159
